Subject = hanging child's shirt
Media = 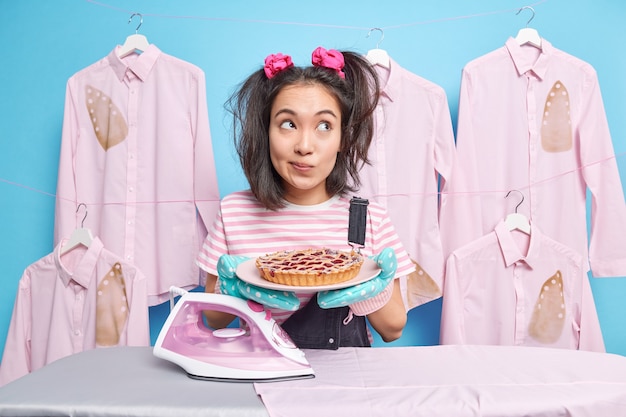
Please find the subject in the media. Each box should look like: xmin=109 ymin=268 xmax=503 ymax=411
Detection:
xmin=440 ymin=220 xmax=604 ymax=352
xmin=0 ymin=237 xmax=149 ymax=386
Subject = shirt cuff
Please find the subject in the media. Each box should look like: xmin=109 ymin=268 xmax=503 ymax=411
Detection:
xmin=349 ymin=281 xmax=394 ymax=316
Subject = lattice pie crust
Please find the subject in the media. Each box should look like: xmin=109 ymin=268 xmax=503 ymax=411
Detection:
xmin=255 ymin=248 xmax=364 ymax=286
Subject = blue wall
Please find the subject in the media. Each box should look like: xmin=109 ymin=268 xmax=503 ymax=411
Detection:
xmin=1 ymin=0 xmax=625 ymax=357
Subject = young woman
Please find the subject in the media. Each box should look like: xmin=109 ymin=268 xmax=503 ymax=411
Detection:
xmin=197 ymin=47 xmax=415 ymax=348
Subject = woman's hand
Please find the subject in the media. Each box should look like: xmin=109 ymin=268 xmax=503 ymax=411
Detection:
xmin=217 ymin=254 xmax=300 ymax=310
xmin=317 ymin=247 xmax=397 ymax=309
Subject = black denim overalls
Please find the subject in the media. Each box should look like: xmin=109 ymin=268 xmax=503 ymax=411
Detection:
xmin=280 ymin=296 xmax=370 ymax=349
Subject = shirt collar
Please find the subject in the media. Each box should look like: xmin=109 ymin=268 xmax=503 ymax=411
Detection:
xmin=504 ymin=37 xmax=552 ymax=80
xmin=55 ymin=236 xmax=104 ymax=288
xmin=494 ymin=219 xmax=540 ymax=268
xmin=107 ymin=44 xmax=161 ymax=82
xmin=375 ymin=57 xmax=400 ymax=103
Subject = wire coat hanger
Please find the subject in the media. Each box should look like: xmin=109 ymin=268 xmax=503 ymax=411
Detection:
xmin=368 ymin=27 xmax=384 ymax=49
xmin=129 ymin=12 xmax=143 ymax=33
xmin=506 ymin=190 xmax=524 ymax=214
xmin=365 ymin=27 xmax=390 ymax=69
xmin=60 ymin=203 xmax=95 ymax=255
xmin=118 ymin=12 xmax=150 ymax=58
xmin=514 ymin=6 xmax=542 ymax=49
xmin=504 ymin=190 xmax=531 ymax=234
xmin=518 ymin=6 xmax=536 ymax=27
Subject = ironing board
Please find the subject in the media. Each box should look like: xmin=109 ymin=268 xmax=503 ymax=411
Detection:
xmin=1 ymin=345 xmax=626 ymax=416
xmin=0 ymin=346 xmax=268 ymax=417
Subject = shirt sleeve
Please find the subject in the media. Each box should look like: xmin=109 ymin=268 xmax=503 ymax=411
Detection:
xmin=0 ymin=276 xmax=32 ymax=387
xmin=196 ymin=206 xmax=227 ymax=278
xmin=54 ymin=78 xmax=81 ymax=245
xmin=433 ymin=86 xmax=457 ymax=190
xmin=579 ymin=71 xmax=626 ymax=277
xmin=125 ymin=267 xmax=150 ymax=346
xmin=368 ymin=207 xmax=415 ymax=279
xmin=191 ymin=69 xmax=220 ymax=241
xmin=439 ymin=67 xmax=485 ymax=259
xmin=439 ymin=253 xmax=466 ymax=345
xmin=577 ymin=271 xmax=606 ymax=352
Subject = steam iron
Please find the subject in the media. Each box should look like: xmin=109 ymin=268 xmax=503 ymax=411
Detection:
xmin=153 ymin=287 xmax=315 ymax=382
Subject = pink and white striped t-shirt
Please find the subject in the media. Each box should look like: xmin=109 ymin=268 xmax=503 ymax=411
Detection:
xmin=196 ymin=190 xmax=415 ymax=323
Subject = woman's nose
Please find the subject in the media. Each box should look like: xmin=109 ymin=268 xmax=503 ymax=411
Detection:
xmin=294 ymin=131 xmax=314 ymax=155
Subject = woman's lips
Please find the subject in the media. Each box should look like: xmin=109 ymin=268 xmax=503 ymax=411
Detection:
xmin=291 ymin=162 xmax=313 ymax=172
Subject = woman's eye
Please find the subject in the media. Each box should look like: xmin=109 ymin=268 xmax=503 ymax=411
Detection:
xmin=280 ymin=120 xmax=296 ymax=130
xmin=318 ymin=122 xmax=331 ymax=131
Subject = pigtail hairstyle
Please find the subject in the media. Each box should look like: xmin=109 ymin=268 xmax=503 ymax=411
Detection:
xmin=227 ymin=50 xmax=380 ymax=210
xmin=226 ymin=69 xmax=283 ymax=208
xmin=331 ymin=51 xmax=379 ymax=195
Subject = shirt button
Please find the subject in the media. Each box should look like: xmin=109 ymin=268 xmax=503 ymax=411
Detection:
xmin=74 ymin=330 xmax=81 ymax=336
xmin=328 ymin=338 xmax=334 ymax=344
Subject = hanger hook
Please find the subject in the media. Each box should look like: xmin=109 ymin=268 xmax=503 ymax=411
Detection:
xmin=76 ymin=203 xmax=88 ymax=228
xmin=505 ymin=190 xmax=524 ymax=213
xmin=128 ymin=12 xmax=143 ymax=34
xmin=367 ymin=27 xmax=385 ymax=49
xmin=516 ymin=6 xmax=535 ymax=27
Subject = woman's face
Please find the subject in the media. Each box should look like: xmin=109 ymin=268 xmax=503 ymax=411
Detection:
xmin=268 ymin=83 xmax=342 ymax=205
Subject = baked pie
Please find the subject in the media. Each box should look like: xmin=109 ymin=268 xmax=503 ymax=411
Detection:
xmin=255 ymin=248 xmax=364 ymax=286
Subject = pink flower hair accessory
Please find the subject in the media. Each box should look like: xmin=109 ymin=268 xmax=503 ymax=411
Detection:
xmin=311 ymin=47 xmax=345 ymax=79
xmin=264 ymin=53 xmax=294 ymax=79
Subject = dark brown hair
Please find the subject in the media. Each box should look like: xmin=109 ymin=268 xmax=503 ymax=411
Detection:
xmin=226 ymin=50 xmax=380 ymax=210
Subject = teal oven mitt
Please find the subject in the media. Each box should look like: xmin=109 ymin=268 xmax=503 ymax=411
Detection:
xmin=317 ymin=247 xmax=397 ymax=309
xmin=217 ymin=254 xmax=300 ymax=311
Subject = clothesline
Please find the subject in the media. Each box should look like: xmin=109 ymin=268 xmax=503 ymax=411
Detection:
xmin=85 ymin=0 xmax=549 ymax=32
xmin=2 ymin=149 xmax=624 ymax=206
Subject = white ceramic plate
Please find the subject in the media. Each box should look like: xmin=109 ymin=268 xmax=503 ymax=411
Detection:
xmin=236 ymin=258 xmax=380 ymax=294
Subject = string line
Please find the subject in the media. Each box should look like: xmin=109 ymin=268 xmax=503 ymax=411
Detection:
xmin=3 ymin=151 xmax=624 ymax=206
xmin=85 ymin=0 xmax=549 ymax=32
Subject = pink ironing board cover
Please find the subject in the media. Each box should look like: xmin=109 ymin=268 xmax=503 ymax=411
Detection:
xmin=254 ymin=345 xmax=626 ymax=416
